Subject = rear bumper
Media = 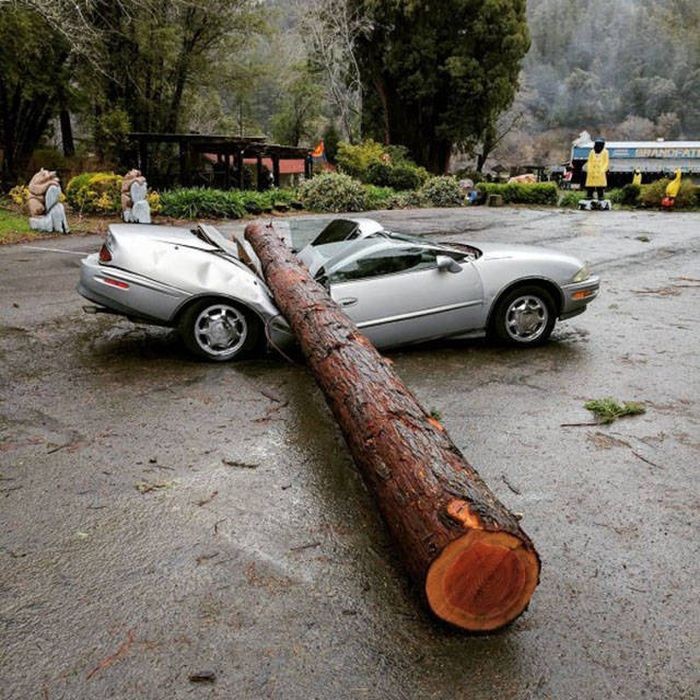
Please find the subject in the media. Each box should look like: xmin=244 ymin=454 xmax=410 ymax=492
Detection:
xmin=78 ymin=254 xmax=187 ymax=324
xmin=560 ymin=275 xmax=600 ymax=318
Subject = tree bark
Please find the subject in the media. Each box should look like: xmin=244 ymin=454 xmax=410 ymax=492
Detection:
xmin=244 ymin=223 xmax=541 ymax=632
xmin=59 ymin=108 xmax=75 ymax=158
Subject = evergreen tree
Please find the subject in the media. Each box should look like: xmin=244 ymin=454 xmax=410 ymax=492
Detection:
xmin=352 ymin=0 xmax=530 ymax=172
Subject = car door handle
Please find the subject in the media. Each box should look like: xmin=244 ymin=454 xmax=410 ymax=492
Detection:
xmin=338 ymin=297 xmax=358 ymax=307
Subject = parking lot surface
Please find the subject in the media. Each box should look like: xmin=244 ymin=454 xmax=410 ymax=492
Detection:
xmin=1 ymin=207 xmax=698 ymax=699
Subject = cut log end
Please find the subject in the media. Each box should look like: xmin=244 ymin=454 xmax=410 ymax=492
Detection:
xmin=425 ymin=530 xmax=540 ymax=632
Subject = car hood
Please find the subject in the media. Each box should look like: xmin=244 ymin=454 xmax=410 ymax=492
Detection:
xmin=475 ymin=241 xmax=583 ymax=267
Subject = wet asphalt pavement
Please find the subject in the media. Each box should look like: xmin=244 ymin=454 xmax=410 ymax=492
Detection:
xmin=1 ymin=207 xmax=698 ymax=699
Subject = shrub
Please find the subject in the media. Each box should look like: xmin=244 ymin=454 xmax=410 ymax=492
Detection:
xmin=8 ymin=185 xmax=30 ymax=209
xmin=147 ymin=191 xmax=162 ymax=215
xmin=478 ymin=182 xmax=558 ymax=206
xmin=336 ymin=140 xmax=386 ymax=180
xmin=606 ymin=188 xmax=624 ymax=204
xmin=65 ymin=172 xmax=122 ymax=214
xmin=298 ymin=173 xmax=367 ymax=212
xmin=640 ymin=178 xmax=667 ymax=208
xmin=620 ymin=183 xmax=641 ymax=206
xmin=363 ymin=184 xmax=399 ymax=210
xmin=419 ymin=176 xmax=464 ymax=207
xmin=559 ymin=190 xmax=586 ymax=208
xmin=157 ymin=187 xmax=299 ymax=219
xmin=389 ymin=163 xmax=429 ymax=190
xmin=640 ymin=178 xmax=697 ymax=209
xmin=159 ymin=188 xmax=246 ymax=219
xmin=336 ymin=139 xmax=428 ymax=189
xmin=366 ymin=161 xmax=426 ymax=190
xmin=365 ymin=161 xmax=392 ymax=187
xmin=400 ymin=190 xmax=429 ymax=208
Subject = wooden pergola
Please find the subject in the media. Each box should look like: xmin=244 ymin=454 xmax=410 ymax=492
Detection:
xmin=129 ymin=132 xmax=313 ymax=190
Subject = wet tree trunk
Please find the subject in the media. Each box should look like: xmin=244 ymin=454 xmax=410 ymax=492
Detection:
xmin=244 ymin=223 xmax=540 ymax=631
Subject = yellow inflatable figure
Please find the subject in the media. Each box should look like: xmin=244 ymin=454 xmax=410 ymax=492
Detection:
xmin=632 ymin=169 xmax=642 ymax=186
xmin=666 ymin=169 xmax=682 ymax=198
xmin=585 ymin=137 xmax=609 ymax=199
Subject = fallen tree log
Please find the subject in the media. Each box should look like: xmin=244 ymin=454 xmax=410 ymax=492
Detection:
xmin=245 ymin=222 xmax=540 ymax=631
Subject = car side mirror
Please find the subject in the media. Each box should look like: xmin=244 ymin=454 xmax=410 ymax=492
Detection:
xmin=436 ymin=255 xmax=462 ymax=274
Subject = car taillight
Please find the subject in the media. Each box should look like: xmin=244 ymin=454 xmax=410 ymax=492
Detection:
xmin=103 ymin=277 xmax=129 ymax=289
xmin=99 ymin=244 xmax=112 ymax=263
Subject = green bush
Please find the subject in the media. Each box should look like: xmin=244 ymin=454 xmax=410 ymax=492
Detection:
xmin=363 ymin=184 xmax=399 ymax=210
xmin=160 ymin=188 xmax=246 ymax=219
xmin=606 ymin=188 xmax=624 ymax=204
xmin=336 ymin=139 xmax=428 ymax=189
xmin=645 ymin=179 xmax=672 ymax=206
xmin=159 ymin=187 xmax=298 ymax=219
xmin=365 ymin=161 xmax=392 ymax=187
xmin=366 ymin=161 xmax=428 ymax=190
xmin=640 ymin=179 xmax=668 ymax=208
xmin=65 ymin=172 xmax=123 ymax=214
xmin=640 ymin=178 xmax=697 ymax=209
xmin=479 ymin=182 xmax=558 ymax=205
xmin=620 ymin=183 xmax=641 ymax=206
xmin=298 ymin=173 xmax=367 ymax=212
xmin=336 ymin=140 xmax=386 ymax=180
xmin=559 ymin=190 xmax=586 ymax=207
xmin=419 ymin=176 xmax=464 ymax=207
xmin=393 ymin=163 xmax=428 ymax=190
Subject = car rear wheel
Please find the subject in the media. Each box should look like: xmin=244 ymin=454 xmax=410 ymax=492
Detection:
xmin=491 ymin=285 xmax=556 ymax=346
xmin=179 ymin=299 xmax=260 ymax=361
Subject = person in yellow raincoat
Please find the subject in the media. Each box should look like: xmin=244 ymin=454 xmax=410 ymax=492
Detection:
xmin=632 ymin=169 xmax=642 ymax=186
xmin=585 ymin=137 xmax=609 ymax=199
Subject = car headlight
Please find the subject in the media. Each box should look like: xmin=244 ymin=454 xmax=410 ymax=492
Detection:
xmin=572 ymin=265 xmax=590 ymax=283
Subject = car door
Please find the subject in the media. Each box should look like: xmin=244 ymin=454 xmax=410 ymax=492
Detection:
xmin=328 ymin=244 xmax=483 ymax=348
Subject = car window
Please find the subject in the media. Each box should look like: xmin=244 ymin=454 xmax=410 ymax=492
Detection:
xmin=311 ymin=219 xmax=359 ymax=246
xmin=329 ymin=246 xmax=439 ymax=283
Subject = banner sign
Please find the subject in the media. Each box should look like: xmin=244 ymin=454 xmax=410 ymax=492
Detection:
xmin=573 ymin=146 xmax=700 ymax=160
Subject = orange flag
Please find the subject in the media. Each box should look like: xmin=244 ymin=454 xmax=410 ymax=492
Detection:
xmin=311 ymin=140 xmax=325 ymax=158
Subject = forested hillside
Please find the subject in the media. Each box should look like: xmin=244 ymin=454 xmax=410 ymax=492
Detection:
xmin=1 ymin=0 xmax=698 ymax=183
xmin=491 ymin=0 xmax=699 ymax=164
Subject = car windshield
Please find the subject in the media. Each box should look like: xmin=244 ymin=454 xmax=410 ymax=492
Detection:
xmin=385 ymin=230 xmax=425 ymax=244
xmin=311 ymin=219 xmax=360 ymax=246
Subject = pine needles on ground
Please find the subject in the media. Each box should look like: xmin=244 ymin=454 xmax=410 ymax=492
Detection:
xmin=584 ymin=397 xmax=646 ymax=424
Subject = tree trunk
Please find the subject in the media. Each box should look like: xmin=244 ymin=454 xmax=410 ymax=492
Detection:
xmin=244 ymin=223 xmax=541 ymax=632
xmin=59 ymin=108 xmax=75 ymax=157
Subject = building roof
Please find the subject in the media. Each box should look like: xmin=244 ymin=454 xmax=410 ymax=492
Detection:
xmin=575 ymin=140 xmax=700 ymax=150
xmin=129 ymin=132 xmax=310 ymax=159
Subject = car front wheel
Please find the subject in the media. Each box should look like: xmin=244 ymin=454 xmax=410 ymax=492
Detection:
xmin=179 ymin=299 xmax=260 ymax=361
xmin=491 ymin=285 xmax=556 ymax=346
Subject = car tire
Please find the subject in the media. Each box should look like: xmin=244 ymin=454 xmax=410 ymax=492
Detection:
xmin=179 ymin=299 xmax=261 ymax=362
xmin=491 ymin=285 xmax=556 ymax=346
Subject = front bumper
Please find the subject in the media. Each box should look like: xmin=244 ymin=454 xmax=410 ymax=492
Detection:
xmin=560 ymin=275 xmax=600 ymax=319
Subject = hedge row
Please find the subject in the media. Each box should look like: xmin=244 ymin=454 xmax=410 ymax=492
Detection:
xmin=559 ymin=180 xmax=699 ymax=209
xmin=478 ymin=182 xmax=559 ymax=205
xmin=47 ymin=169 xmax=700 ymax=221
xmin=159 ymin=187 xmax=301 ymax=219
xmin=297 ymin=173 xmax=467 ymax=213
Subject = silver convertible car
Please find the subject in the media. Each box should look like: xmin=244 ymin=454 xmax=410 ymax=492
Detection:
xmin=78 ymin=217 xmax=599 ymax=361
